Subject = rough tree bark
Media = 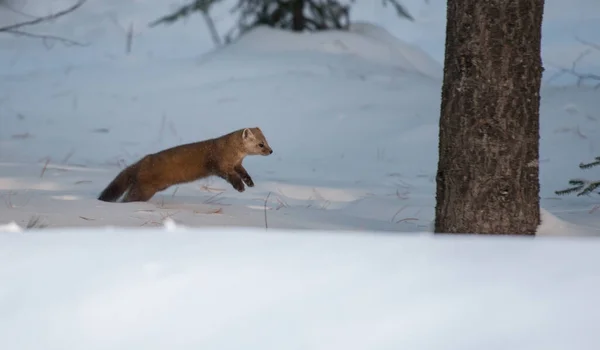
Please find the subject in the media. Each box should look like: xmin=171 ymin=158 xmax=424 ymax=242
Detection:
xmin=434 ymin=0 xmax=545 ymax=235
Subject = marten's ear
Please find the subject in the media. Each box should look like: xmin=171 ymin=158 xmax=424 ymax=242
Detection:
xmin=242 ymin=128 xmax=254 ymax=139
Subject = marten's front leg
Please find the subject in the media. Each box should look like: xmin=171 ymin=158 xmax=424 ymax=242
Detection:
xmin=234 ymin=164 xmax=254 ymax=187
xmin=220 ymin=171 xmax=245 ymax=192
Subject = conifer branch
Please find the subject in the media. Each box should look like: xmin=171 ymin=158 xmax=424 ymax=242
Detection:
xmin=556 ymin=157 xmax=600 ymax=196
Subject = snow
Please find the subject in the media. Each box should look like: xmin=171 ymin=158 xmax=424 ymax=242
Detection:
xmin=1 ymin=0 xmax=600 ymax=347
xmin=223 ymin=22 xmax=442 ymax=79
xmin=2 ymin=225 xmax=600 ymax=349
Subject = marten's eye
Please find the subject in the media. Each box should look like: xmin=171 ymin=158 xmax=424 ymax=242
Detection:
xmin=258 ymin=143 xmax=264 ymax=148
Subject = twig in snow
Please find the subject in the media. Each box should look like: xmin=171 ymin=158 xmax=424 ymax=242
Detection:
xmin=168 ymin=120 xmax=181 ymax=142
xmin=26 ymin=215 xmax=47 ymax=229
xmin=306 ymin=195 xmax=314 ymax=208
xmin=396 ymin=217 xmax=418 ymax=224
xmin=11 ymin=132 xmax=31 ymax=139
xmin=108 ymin=13 xmax=140 ymax=54
xmin=391 ymin=205 xmax=408 ymax=223
xmin=4 ymin=191 xmax=14 ymax=208
xmin=161 ymin=210 xmax=180 ymax=221
xmin=194 ymin=207 xmax=223 ymax=215
xmin=199 ymin=183 xmax=226 ymax=193
xmin=259 ymin=190 xmax=288 ymax=210
xmin=140 ymin=210 xmax=180 ymax=227
xmin=396 ymin=188 xmax=410 ymax=200
xmin=546 ymin=44 xmax=600 ymax=89
xmin=0 ymin=0 xmax=89 ymax=47
xmin=204 ymin=191 xmax=223 ymax=204
xmin=62 ymin=149 xmax=75 ymax=164
xmin=0 ymin=1 xmax=85 ymax=31
xmin=575 ymin=125 xmax=587 ymax=139
xmin=576 ymin=36 xmax=600 ymax=54
xmin=155 ymin=113 xmax=167 ymax=145
xmin=264 ymin=191 xmax=271 ymax=230
xmin=274 ymin=195 xmax=287 ymax=210
xmin=5 ymin=29 xmax=87 ymax=48
xmin=40 ymin=158 xmax=50 ymax=178
xmin=74 ymin=180 xmax=92 ymax=185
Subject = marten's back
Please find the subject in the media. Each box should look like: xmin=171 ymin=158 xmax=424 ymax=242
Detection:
xmin=136 ymin=129 xmax=246 ymax=187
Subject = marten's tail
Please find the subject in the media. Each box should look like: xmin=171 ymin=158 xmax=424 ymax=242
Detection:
xmin=98 ymin=162 xmax=139 ymax=202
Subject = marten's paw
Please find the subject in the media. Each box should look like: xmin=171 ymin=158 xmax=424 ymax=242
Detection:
xmin=232 ymin=181 xmax=245 ymax=192
xmin=227 ymin=174 xmax=246 ymax=192
xmin=244 ymin=177 xmax=254 ymax=187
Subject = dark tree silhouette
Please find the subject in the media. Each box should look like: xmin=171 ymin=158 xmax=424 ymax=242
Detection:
xmin=148 ymin=0 xmax=223 ymax=46
xmin=435 ymin=0 xmax=545 ymax=235
xmin=149 ymin=0 xmax=415 ymax=45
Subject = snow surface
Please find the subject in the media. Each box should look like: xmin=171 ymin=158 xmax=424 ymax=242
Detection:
xmin=1 ymin=0 xmax=600 ymax=347
xmin=2 ymin=225 xmax=600 ymax=349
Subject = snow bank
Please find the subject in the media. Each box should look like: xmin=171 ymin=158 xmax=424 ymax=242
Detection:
xmin=222 ymin=22 xmax=442 ymax=79
xmin=1 ymin=226 xmax=599 ymax=349
xmin=0 ymin=221 xmax=23 ymax=233
xmin=537 ymin=208 xmax=598 ymax=236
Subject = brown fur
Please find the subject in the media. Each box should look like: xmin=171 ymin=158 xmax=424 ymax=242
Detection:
xmin=98 ymin=127 xmax=273 ymax=203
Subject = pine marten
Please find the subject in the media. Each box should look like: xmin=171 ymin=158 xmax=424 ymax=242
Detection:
xmin=98 ymin=127 xmax=273 ymax=203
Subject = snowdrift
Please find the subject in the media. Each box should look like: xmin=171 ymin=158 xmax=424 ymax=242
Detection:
xmin=221 ymin=22 xmax=442 ymax=80
xmin=1 ymin=225 xmax=600 ymax=349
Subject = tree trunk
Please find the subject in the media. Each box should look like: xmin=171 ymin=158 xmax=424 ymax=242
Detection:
xmin=434 ymin=0 xmax=544 ymax=235
xmin=291 ymin=0 xmax=305 ymax=31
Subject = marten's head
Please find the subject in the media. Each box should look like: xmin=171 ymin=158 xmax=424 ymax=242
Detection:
xmin=242 ymin=127 xmax=273 ymax=156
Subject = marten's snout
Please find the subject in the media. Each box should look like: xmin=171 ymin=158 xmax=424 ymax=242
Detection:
xmin=260 ymin=144 xmax=273 ymax=155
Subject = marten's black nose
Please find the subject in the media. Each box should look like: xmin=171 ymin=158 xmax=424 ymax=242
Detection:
xmin=269 ymin=150 xmax=273 ymax=154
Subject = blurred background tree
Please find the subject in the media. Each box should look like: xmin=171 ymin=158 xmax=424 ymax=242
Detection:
xmin=149 ymin=0 xmax=416 ymax=47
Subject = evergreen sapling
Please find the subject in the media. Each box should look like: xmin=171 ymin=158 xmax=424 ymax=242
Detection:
xmin=556 ymin=156 xmax=600 ymax=196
